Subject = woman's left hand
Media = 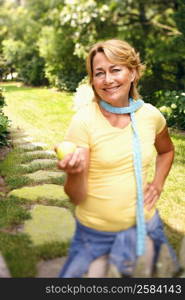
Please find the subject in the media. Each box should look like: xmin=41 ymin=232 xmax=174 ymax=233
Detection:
xmin=144 ymin=182 xmax=162 ymax=211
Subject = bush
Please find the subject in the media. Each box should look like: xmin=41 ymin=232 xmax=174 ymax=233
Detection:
xmin=56 ymin=70 xmax=85 ymax=92
xmin=0 ymin=88 xmax=10 ymax=147
xmin=154 ymin=90 xmax=185 ymax=130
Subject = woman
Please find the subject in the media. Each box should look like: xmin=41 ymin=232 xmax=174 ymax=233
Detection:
xmin=57 ymin=39 xmax=178 ymax=278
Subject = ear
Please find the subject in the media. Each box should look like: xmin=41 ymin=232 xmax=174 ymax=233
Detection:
xmin=131 ymin=69 xmax=136 ymax=82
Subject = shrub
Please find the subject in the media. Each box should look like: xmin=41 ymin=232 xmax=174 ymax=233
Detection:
xmin=154 ymin=90 xmax=185 ymax=130
xmin=56 ymin=70 xmax=85 ymax=92
xmin=0 ymin=88 xmax=6 ymax=108
xmin=0 ymin=88 xmax=10 ymax=146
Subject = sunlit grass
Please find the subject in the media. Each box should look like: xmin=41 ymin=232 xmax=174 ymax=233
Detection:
xmin=1 ymin=82 xmax=74 ymax=149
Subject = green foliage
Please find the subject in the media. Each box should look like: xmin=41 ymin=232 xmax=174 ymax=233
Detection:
xmin=1 ymin=4 xmax=47 ymax=86
xmin=38 ymin=25 xmax=86 ymax=91
xmin=2 ymin=38 xmax=47 ymax=86
xmin=0 ymin=88 xmax=10 ymax=146
xmin=155 ymin=90 xmax=185 ymax=130
xmin=0 ymin=0 xmax=185 ymax=96
xmin=0 ymin=55 xmax=10 ymax=80
xmin=0 ymin=87 xmax=6 ymax=107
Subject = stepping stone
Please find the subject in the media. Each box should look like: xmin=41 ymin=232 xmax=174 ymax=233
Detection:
xmin=17 ymin=144 xmax=44 ymax=152
xmin=20 ymin=150 xmax=56 ymax=159
xmin=36 ymin=257 xmax=67 ymax=278
xmin=21 ymin=159 xmax=57 ymax=170
xmin=30 ymin=142 xmax=47 ymax=148
xmin=23 ymin=204 xmax=75 ymax=245
xmin=24 ymin=170 xmax=65 ymax=183
xmin=12 ymin=137 xmax=34 ymax=145
xmin=8 ymin=184 xmax=68 ymax=202
xmin=0 ymin=253 xmax=11 ymax=278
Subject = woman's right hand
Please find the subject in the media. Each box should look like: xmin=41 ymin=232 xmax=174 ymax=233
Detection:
xmin=56 ymin=147 xmax=87 ymax=174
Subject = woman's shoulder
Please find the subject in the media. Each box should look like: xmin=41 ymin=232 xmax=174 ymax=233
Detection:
xmin=140 ymin=102 xmax=166 ymax=128
xmin=142 ymin=102 xmax=163 ymax=116
xmin=72 ymin=101 xmax=97 ymax=123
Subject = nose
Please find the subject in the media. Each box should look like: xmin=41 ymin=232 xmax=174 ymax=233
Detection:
xmin=104 ymin=72 xmax=114 ymax=84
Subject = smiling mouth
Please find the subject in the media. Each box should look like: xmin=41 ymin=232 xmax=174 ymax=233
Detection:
xmin=103 ymin=85 xmax=121 ymax=93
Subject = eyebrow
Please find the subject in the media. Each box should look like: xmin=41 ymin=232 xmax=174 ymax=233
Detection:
xmin=94 ymin=64 xmax=118 ymax=71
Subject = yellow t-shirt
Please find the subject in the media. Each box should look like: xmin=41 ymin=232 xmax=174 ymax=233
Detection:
xmin=64 ymin=101 xmax=166 ymax=231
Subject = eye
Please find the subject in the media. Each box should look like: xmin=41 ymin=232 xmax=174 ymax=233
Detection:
xmin=95 ymin=72 xmax=104 ymax=77
xmin=112 ymin=68 xmax=121 ymax=72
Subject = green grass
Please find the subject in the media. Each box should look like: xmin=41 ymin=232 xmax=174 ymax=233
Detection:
xmin=0 ymin=82 xmax=185 ymax=277
xmin=6 ymin=175 xmax=33 ymax=190
xmin=157 ymin=131 xmax=185 ymax=214
xmin=0 ymin=231 xmax=37 ymax=277
xmin=1 ymin=82 xmax=74 ymax=148
xmin=0 ymin=196 xmax=30 ymax=229
xmin=0 ymin=230 xmax=68 ymax=277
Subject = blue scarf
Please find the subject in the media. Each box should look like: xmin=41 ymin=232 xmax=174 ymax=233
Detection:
xmin=99 ymin=98 xmax=146 ymax=256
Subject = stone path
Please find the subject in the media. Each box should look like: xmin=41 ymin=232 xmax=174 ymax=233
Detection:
xmin=0 ymin=127 xmax=75 ymax=277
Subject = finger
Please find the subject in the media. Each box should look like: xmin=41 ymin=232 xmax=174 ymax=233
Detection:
xmin=144 ymin=184 xmax=158 ymax=201
xmin=69 ymin=148 xmax=85 ymax=168
xmin=57 ymin=160 xmax=67 ymax=169
xmin=145 ymin=190 xmax=158 ymax=203
xmin=57 ymin=153 xmax=73 ymax=168
xmin=144 ymin=188 xmax=154 ymax=202
xmin=144 ymin=183 xmax=154 ymax=197
xmin=68 ymin=149 xmax=81 ymax=167
xmin=145 ymin=194 xmax=159 ymax=211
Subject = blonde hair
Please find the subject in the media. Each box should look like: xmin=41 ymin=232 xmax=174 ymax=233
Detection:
xmin=86 ymin=39 xmax=145 ymax=101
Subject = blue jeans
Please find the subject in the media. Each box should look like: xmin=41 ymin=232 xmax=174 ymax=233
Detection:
xmin=59 ymin=210 xmax=179 ymax=278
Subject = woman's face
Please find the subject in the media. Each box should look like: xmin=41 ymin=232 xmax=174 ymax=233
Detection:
xmin=92 ymin=52 xmax=135 ymax=106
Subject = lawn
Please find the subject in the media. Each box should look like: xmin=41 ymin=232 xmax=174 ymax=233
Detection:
xmin=1 ymin=82 xmax=74 ymax=148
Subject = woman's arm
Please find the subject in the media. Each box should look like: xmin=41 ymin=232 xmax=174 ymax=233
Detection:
xmin=57 ymin=147 xmax=90 ymax=205
xmin=144 ymin=125 xmax=175 ymax=211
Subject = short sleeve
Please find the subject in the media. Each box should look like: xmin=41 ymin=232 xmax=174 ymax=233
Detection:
xmin=64 ymin=111 xmax=90 ymax=148
xmin=155 ymin=108 xmax=167 ymax=135
xmin=145 ymin=103 xmax=166 ymax=135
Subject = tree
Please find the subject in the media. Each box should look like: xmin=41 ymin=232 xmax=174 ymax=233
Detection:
xmin=1 ymin=2 xmax=47 ymax=85
xmin=0 ymin=0 xmax=184 ymax=95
